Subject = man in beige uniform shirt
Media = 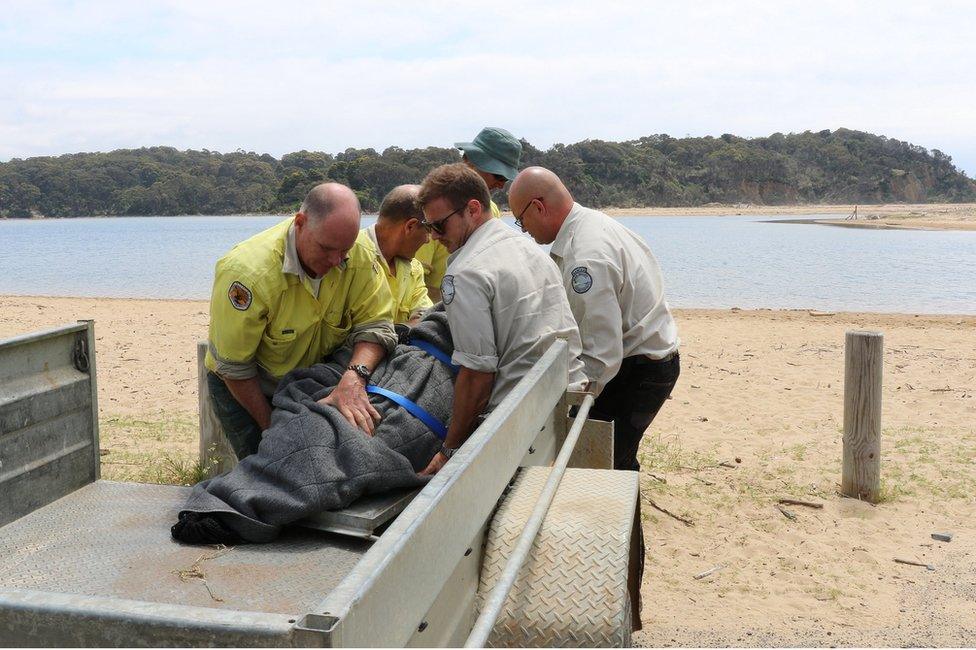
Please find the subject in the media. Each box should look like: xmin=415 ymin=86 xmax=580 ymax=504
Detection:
xmin=510 ymin=167 xmax=680 ymax=473
xmin=416 ymin=163 xmax=586 ymax=476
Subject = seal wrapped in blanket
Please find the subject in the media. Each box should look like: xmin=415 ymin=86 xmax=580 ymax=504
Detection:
xmin=172 ymin=310 xmax=456 ymax=545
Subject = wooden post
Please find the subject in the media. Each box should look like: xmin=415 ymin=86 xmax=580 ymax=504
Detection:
xmin=842 ymin=330 xmax=883 ymax=502
xmin=197 ymin=341 xmax=238 ymax=478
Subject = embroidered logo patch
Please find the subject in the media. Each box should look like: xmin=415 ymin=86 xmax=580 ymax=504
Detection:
xmin=441 ymin=274 xmax=456 ymax=305
xmin=228 ymin=281 xmax=252 ymax=311
xmin=571 ymin=266 xmax=593 ymax=294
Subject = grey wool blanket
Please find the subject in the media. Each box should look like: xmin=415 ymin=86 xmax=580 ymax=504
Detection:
xmin=172 ymin=310 xmax=455 ymax=544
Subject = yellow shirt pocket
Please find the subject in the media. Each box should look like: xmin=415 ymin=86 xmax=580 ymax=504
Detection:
xmin=320 ymin=311 xmax=352 ymax=358
xmin=257 ymin=329 xmax=298 ymax=377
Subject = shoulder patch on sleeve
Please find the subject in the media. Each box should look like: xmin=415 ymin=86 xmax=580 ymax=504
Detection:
xmin=570 ymin=266 xmax=593 ymax=294
xmin=228 ymin=281 xmax=253 ymax=311
xmin=441 ymin=274 xmax=455 ymax=304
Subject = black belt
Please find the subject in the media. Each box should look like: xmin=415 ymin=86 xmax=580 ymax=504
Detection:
xmin=634 ymin=350 xmax=679 ymax=364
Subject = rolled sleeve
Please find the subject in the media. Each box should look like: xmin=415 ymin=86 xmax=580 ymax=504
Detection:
xmin=349 ymin=320 xmax=397 ymax=352
xmin=209 ymin=342 xmax=259 ymax=380
xmin=445 ymin=270 xmax=499 ymax=372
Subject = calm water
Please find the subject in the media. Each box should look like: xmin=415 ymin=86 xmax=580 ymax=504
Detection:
xmin=1 ymin=214 xmax=975 ymax=314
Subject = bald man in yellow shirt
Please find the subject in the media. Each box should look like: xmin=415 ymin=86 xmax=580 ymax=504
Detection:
xmin=356 ymin=185 xmax=433 ymax=326
xmin=205 ymin=183 xmax=396 ymax=459
xmin=415 ymin=127 xmax=522 ymax=301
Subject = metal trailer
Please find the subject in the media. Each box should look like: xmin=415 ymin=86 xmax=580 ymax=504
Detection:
xmin=0 ymin=321 xmax=640 ymax=647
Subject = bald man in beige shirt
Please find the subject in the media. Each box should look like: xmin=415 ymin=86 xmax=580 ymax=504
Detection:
xmin=510 ymin=167 xmax=680 ymax=473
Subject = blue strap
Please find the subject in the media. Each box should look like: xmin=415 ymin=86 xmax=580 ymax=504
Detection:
xmin=409 ymin=338 xmax=460 ymax=375
xmin=365 ymin=384 xmax=448 ymax=440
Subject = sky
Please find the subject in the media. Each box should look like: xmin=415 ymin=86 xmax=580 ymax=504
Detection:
xmin=2 ymin=1 xmax=975 ymax=176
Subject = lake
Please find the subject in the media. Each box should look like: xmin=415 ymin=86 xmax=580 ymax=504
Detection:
xmin=1 ymin=214 xmax=974 ymax=314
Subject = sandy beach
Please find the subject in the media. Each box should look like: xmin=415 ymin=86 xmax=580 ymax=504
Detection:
xmin=2 ymin=295 xmax=975 ymax=645
xmin=597 ymin=202 xmax=976 ymax=231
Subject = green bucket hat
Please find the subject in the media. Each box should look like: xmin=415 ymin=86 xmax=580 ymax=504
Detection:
xmin=455 ymin=127 xmax=522 ymax=181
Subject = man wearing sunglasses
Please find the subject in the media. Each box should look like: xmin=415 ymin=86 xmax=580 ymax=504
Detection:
xmin=415 ymin=163 xmax=586 ymax=476
xmin=508 ymin=167 xmax=680 ymax=474
xmin=414 ymin=127 xmax=522 ymax=301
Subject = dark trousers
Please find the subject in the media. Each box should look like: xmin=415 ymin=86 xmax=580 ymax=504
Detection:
xmin=591 ymin=352 xmax=680 ymax=472
xmin=206 ymin=372 xmax=264 ymax=460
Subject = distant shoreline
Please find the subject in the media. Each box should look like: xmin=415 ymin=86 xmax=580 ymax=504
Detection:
xmin=5 ymin=202 xmax=975 ymax=231
xmin=3 ymin=294 xmax=973 ymax=318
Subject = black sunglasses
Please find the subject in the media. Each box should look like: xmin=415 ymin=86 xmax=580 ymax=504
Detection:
xmin=421 ymin=205 xmax=464 ymax=235
xmin=514 ymin=197 xmax=543 ymax=230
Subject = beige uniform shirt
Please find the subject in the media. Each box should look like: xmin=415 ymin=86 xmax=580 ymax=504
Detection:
xmin=550 ymin=203 xmax=679 ymax=395
xmin=443 ymin=218 xmax=587 ymax=409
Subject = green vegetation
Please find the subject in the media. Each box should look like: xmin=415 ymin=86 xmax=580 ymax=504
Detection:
xmin=2 ymin=128 xmax=973 ymax=218
xmin=99 ymin=414 xmax=215 ymax=485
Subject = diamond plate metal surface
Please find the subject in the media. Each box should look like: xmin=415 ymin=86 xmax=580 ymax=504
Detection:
xmin=478 ymin=467 xmax=638 ymax=647
xmin=0 ymin=481 xmax=369 ymax=616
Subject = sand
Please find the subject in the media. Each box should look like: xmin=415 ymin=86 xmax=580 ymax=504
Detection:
xmin=2 ymin=295 xmax=975 ymax=645
xmin=598 ymin=202 xmax=976 ymax=231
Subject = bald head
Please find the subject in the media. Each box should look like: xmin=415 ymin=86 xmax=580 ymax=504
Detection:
xmin=509 ymin=167 xmax=575 ymax=244
xmin=378 ymin=184 xmax=422 ymax=224
xmin=294 ymin=182 xmax=361 ymax=277
xmin=300 ymin=182 xmax=360 ymax=225
xmin=375 ymin=184 xmax=429 ymax=261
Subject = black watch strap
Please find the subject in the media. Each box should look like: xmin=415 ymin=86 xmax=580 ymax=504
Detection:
xmin=347 ymin=364 xmax=371 ymax=382
xmin=440 ymin=443 xmax=457 ymax=459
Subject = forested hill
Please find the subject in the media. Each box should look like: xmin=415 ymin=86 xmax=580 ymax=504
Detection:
xmin=1 ymin=128 xmax=973 ymax=218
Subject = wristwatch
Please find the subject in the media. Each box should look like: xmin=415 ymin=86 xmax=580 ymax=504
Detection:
xmin=347 ymin=364 xmax=371 ymax=383
xmin=440 ymin=443 xmax=457 ymax=459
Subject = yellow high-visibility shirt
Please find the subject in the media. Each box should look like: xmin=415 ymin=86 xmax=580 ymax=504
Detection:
xmin=357 ymin=225 xmax=433 ymax=324
xmin=415 ymin=200 xmax=502 ymax=298
xmin=205 ymin=217 xmax=394 ymax=382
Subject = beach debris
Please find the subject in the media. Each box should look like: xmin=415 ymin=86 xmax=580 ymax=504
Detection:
xmin=808 ymin=310 xmax=836 ymax=317
xmin=778 ymin=498 xmax=824 ymax=509
xmin=174 ymin=545 xmax=233 ymax=602
xmin=647 ymin=498 xmax=694 ymax=527
xmin=697 ymin=416 xmax=709 ymax=422
xmin=776 ymin=505 xmax=797 ymax=521
xmin=718 ymin=461 xmax=737 ymax=469
xmin=693 ymin=564 xmax=725 ymax=580
xmin=734 ymin=457 xmax=742 ymax=464
xmin=931 ymin=532 xmax=954 ymax=542
xmin=693 ymin=477 xmax=715 ymax=486
xmin=894 ymin=557 xmax=935 ymax=571
xmin=648 ymin=473 xmax=667 ymax=484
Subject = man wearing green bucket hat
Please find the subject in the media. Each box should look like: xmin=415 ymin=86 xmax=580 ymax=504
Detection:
xmin=415 ymin=127 xmax=522 ymax=301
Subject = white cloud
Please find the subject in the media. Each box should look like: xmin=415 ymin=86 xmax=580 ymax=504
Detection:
xmin=2 ymin=0 xmax=974 ymax=174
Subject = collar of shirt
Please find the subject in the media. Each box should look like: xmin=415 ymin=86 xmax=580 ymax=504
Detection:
xmin=447 ymin=216 xmax=507 ymax=266
xmin=282 ymin=222 xmax=323 ymax=298
xmin=549 ymin=202 xmax=586 ymax=261
xmin=365 ymin=224 xmax=396 ymax=279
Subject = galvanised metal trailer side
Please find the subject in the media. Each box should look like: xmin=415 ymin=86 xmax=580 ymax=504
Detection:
xmin=0 ymin=321 xmax=640 ymax=647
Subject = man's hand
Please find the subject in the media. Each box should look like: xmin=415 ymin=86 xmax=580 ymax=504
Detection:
xmin=319 ymin=371 xmax=381 ymax=435
xmin=419 ymin=451 xmax=448 ymax=476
